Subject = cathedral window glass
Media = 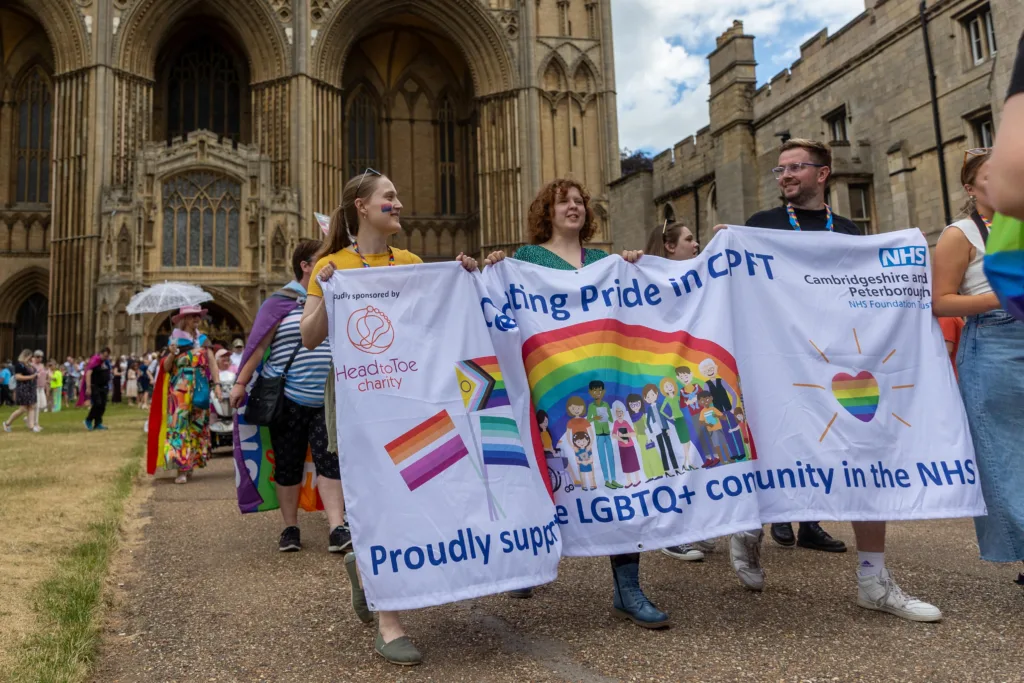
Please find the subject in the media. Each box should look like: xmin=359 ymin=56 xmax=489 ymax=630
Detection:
xmin=14 ymin=67 xmax=52 ymax=204
xmin=438 ymin=98 xmax=457 ymax=216
xmin=161 ymin=172 xmax=241 ymax=268
xmin=166 ymin=40 xmax=243 ymax=141
xmin=348 ymin=91 xmax=379 ymax=179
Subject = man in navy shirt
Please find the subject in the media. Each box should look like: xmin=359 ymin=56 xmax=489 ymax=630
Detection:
xmin=718 ymin=138 xmax=941 ymax=623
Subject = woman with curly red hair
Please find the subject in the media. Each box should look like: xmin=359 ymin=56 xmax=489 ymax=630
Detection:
xmin=485 ymin=180 xmax=668 ymax=628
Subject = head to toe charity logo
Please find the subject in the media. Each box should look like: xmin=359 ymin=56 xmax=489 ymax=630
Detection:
xmin=347 ymin=306 xmax=395 ymax=355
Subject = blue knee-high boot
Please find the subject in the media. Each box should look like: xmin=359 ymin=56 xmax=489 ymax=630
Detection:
xmin=611 ymin=558 xmax=670 ymax=628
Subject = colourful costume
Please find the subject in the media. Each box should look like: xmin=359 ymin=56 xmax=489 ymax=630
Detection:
xmin=165 ymin=346 xmax=211 ymax=472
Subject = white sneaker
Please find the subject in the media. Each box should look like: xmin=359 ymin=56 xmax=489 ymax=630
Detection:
xmin=661 ymin=544 xmax=705 ymax=561
xmin=729 ymin=529 xmax=765 ymax=591
xmin=694 ymin=539 xmax=717 ymax=553
xmin=857 ymin=568 xmax=942 ymax=622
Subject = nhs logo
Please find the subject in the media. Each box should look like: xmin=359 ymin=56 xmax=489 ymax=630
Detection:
xmin=879 ymin=246 xmax=927 ymax=268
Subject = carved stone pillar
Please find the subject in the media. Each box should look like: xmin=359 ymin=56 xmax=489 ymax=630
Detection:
xmin=478 ymin=92 xmax=523 ymax=255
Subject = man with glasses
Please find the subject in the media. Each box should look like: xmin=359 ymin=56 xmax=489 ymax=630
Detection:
xmin=737 ymin=139 xmax=854 ymax=555
xmin=716 ymin=138 xmax=942 ymax=622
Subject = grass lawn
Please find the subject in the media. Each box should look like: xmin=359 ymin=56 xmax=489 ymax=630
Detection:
xmin=0 ymin=402 xmax=147 ymax=682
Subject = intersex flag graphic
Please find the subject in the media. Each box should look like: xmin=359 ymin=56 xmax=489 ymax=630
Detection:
xmin=384 ymin=410 xmax=469 ymax=491
xmin=479 ymin=415 xmax=530 ymax=469
xmin=455 ymin=356 xmax=510 ymax=411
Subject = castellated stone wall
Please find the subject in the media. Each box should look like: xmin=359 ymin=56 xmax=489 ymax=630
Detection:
xmin=624 ymin=0 xmax=1022 ymax=249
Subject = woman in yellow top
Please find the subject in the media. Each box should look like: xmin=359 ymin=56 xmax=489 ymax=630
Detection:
xmin=300 ymin=169 xmax=477 ymax=666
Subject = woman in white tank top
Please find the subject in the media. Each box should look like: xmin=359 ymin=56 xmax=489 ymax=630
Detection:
xmin=932 ymin=149 xmax=1024 ymax=583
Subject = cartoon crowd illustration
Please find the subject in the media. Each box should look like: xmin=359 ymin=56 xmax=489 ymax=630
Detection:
xmin=539 ymin=359 xmax=757 ymax=493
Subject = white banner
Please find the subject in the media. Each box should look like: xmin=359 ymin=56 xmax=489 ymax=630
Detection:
xmin=323 ymin=264 xmax=561 ymax=611
xmin=481 ymin=227 xmax=984 ymax=557
xmin=324 ymin=228 xmax=985 ymax=608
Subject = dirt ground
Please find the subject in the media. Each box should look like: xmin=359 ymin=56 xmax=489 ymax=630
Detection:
xmin=94 ymin=455 xmax=1024 ymax=683
xmin=0 ymin=404 xmax=143 ymax=674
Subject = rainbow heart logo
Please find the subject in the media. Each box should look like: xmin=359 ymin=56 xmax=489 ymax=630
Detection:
xmin=831 ymin=371 xmax=879 ymax=423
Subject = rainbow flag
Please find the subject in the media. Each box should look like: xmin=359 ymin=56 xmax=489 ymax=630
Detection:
xmin=479 ymin=415 xmax=529 ymax=468
xmin=455 ymin=356 xmax=510 ymax=411
xmin=984 ymin=213 xmax=1024 ymax=321
xmin=385 ymin=410 xmax=469 ymax=491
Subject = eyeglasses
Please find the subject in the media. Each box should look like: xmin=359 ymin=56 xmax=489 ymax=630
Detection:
xmin=355 ymin=167 xmax=381 ymax=195
xmin=963 ymin=148 xmax=991 ymax=167
xmin=772 ymin=162 xmax=827 ymax=179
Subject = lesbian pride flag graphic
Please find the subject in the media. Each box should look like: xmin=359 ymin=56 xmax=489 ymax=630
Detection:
xmin=385 ymin=410 xmax=469 ymax=491
xmin=480 ymin=415 xmax=530 ymax=469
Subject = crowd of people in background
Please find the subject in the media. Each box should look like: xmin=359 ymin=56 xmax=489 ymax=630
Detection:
xmin=0 ymin=338 xmax=242 ymax=434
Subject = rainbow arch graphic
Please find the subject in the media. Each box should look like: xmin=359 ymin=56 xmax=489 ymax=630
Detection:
xmin=522 ymin=319 xmax=742 ymax=437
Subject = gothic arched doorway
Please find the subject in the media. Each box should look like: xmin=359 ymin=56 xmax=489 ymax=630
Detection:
xmin=342 ymin=17 xmax=480 ymax=261
xmin=13 ymin=293 xmax=47 ymax=354
xmin=153 ymin=301 xmax=244 ymax=351
xmin=152 ymin=16 xmax=252 ymax=144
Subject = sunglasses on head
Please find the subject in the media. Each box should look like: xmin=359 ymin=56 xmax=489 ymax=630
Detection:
xmin=355 ymin=167 xmax=382 ymax=195
xmin=963 ymin=148 xmax=991 ymax=168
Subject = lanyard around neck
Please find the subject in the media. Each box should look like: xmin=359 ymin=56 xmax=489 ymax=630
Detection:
xmin=351 ymin=242 xmax=394 ymax=269
xmin=786 ymin=203 xmax=833 ymax=232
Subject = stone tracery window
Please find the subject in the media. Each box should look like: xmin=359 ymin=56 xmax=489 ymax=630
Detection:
xmin=161 ymin=171 xmax=241 ymax=268
xmin=166 ymin=39 xmax=243 ymax=141
xmin=14 ymin=67 xmax=52 ymax=204
xmin=438 ymin=98 xmax=457 ymax=216
xmin=347 ymin=90 xmax=379 ymax=178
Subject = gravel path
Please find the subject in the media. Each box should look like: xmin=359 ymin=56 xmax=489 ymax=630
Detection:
xmin=95 ymin=456 xmax=1024 ymax=682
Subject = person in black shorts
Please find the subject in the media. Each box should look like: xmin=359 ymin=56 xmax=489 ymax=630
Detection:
xmin=230 ymin=240 xmax=349 ymax=554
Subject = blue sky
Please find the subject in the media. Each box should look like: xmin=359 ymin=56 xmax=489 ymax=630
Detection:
xmin=611 ymin=0 xmax=865 ymax=154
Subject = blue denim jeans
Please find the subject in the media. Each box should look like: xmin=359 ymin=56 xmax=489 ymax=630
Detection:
xmin=957 ymin=310 xmax=1024 ymax=562
xmin=596 ymin=434 xmax=617 ymax=483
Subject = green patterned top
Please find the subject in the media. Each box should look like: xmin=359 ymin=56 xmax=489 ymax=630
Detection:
xmin=513 ymin=245 xmax=609 ymax=271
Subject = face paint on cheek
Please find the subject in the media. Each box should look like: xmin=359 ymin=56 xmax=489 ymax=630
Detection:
xmin=381 ymin=204 xmax=393 ymax=214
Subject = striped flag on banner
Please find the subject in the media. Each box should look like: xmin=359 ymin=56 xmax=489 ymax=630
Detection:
xmin=385 ymin=410 xmax=469 ymax=491
xmin=479 ymin=415 xmax=529 ymax=468
xmin=455 ymin=356 xmax=510 ymax=411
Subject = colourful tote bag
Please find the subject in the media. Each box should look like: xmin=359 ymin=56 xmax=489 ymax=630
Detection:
xmin=984 ymin=213 xmax=1024 ymax=321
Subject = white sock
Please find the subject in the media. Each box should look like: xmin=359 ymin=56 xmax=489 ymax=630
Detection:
xmin=857 ymin=551 xmax=885 ymax=578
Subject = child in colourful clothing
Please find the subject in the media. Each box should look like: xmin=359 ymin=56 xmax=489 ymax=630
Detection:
xmin=572 ymin=431 xmax=597 ymax=490
xmin=697 ymin=391 xmax=730 ymax=467
xmin=49 ymin=362 xmax=63 ymax=412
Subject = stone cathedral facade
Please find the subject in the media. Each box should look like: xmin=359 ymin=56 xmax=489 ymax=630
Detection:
xmin=0 ymin=0 xmax=621 ymax=358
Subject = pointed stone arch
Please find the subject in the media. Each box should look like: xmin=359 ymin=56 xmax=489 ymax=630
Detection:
xmin=571 ymin=56 xmax=600 ymax=93
xmin=538 ymin=52 xmax=571 ymax=92
xmin=0 ymin=266 xmax=49 ymax=358
xmin=315 ymin=0 xmax=516 ymax=96
xmin=1 ymin=1 xmax=88 ymax=75
xmin=115 ymin=0 xmax=290 ymax=83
